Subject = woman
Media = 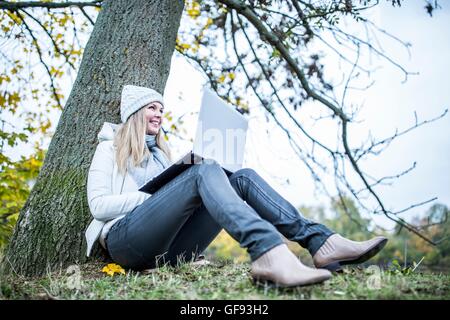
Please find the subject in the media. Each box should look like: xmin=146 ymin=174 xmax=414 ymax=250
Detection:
xmin=85 ymin=84 xmax=388 ymax=287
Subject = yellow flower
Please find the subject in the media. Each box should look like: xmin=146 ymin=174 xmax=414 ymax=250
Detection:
xmin=101 ymin=263 xmax=126 ymax=276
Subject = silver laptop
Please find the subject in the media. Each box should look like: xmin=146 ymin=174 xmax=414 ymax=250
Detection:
xmin=139 ymin=87 xmax=249 ymax=194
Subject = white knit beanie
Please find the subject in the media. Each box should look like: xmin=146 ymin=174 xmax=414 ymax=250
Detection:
xmin=120 ymin=85 xmax=165 ymax=123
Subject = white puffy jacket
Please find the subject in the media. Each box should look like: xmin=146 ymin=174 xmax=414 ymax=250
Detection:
xmin=85 ymin=122 xmax=151 ymax=256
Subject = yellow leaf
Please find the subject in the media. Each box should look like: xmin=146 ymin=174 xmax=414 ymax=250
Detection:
xmin=187 ymin=8 xmax=200 ymax=18
xmin=0 ymin=75 xmax=11 ymax=85
xmin=8 ymin=92 xmax=20 ymax=104
xmin=101 ymin=263 xmax=125 ymax=276
xmin=187 ymin=0 xmax=201 ymax=18
xmin=70 ymin=49 xmax=82 ymax=56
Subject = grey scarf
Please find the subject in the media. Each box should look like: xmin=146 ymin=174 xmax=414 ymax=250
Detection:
xmin=145 ymin=134 xmax=171 ymax=169
xmin=128 ymin=135 xmax=171 ymax=187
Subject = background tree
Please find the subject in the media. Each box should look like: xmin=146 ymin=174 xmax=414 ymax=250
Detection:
xmin=0 ymin=147 xmax=44 ymax=247
xmin=0 ymin=0 xmax=446 ymax=276
xmin=389 ymin=203 xmax=449 ymax=269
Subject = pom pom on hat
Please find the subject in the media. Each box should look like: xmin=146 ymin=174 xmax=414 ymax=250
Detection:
xmin=120 ymin=85 xmax=164 ymax=123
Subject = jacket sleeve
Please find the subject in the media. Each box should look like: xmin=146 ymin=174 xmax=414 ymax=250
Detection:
xmin=87 ymin=141 xmax=150 ymax=222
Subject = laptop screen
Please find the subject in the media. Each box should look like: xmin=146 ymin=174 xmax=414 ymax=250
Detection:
xmin=193 ymin=88 xmax=248 ymax=172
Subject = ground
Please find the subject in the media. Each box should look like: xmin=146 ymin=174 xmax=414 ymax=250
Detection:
xmin=1 ymin=260 xmax=449 ymax=300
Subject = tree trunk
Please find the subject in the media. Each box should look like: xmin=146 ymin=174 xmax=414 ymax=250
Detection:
xmin=4 ymin=0 xmax=185 ymax=276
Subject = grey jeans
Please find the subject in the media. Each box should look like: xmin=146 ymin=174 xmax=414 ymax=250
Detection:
xmin=105 ymin=161 xmax=334 ymax=270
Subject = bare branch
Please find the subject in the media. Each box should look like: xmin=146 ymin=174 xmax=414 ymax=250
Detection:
xmin=12 ymin=10 xmax=63 ymax=110
xmin=335 ymin=186 xmax=380 ymax=237
xmin=325 ymin=25 xmax=417 ymax=82
xmin=364 ymin=17 xmax=413 ymax=59
xmin=79 ymin=6 xmax=95 ymax=26
xmin=234 ymin=12 xmax=336 ymax=157
xmin=356 ymin=162 xmax=417 ymax=195
xmin=391 ymin=197 xmax=439 ymax=216
xmin=0 ymin=0 xmax=102 ymax=11
xmin=354 ymin=109 xmax=449 ymax=161
xmin=219 ymin=0 xmax=348 ymax=120
xmin=230 ymin=12 xmax=332 ymax=195
xmin=341 ymin=117 xmax=438 ymax=244
xmin=341 ymin=44 xmax=361 ymax=108
xmin=19 ymin=8 xmax=76 ymax=70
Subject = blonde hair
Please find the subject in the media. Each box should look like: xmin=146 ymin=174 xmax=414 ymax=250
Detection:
xmin=114 ymin=107 xmax=172 ymax=175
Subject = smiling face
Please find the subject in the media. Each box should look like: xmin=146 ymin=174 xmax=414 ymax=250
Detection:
xmin=143 ymin=101 xmax=164 ymax=135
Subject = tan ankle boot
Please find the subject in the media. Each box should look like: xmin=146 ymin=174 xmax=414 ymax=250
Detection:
xmin=313 ymin=234 xmax=388 ymax=271
xmin=251 ymin=244 xmax=331 ymax=287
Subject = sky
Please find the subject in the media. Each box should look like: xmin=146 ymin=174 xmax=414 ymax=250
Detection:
xmin=162 ymin=2 xmax=450 ymax=231
xmin=5 ymin=2 xmax=449 ymax=232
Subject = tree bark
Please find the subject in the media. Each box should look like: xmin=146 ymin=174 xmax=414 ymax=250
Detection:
xmin=4 ymin=0 xmax=185 ymax=276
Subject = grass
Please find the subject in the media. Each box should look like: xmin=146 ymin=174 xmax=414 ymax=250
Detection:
xmin=1 ymin=259 xmax=449 ymax=300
